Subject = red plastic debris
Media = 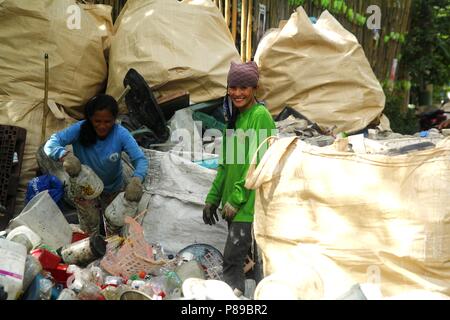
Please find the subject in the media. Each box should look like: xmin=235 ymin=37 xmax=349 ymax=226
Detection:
xmin=30 ymin=248 xmax=61 ymax=270
xmin=71 ymin=232 xmax=89 ymax=243
xmin=48 ymin=263 xmax=73 ymax=288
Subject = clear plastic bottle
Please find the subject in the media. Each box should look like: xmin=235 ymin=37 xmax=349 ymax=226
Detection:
xmin=104 ymin=276 xmax=124 ymax=286
xmin=102 ymin=284 xmax=130 ymax=300
xmin=89 ymin=266 xmax=104 ymax=286
xmin=131 ymin=280 xmax=146 ymax=290
xmin=39 ymin=278 xmax=53 ymax=300
xmin=153 ymin=243 xmax=164 ymax=261
xmin=22 ymin=255 xmax=42 ymax=291
xmin=148 ymin=276 xmax=167 ymax=299
xmin=164 ymin=271 xmax=182 ymax=294
xmin=78 ymin=282 xmax=103 ymax=300
xmin=57 ymin=288 xmax=78 ymax=300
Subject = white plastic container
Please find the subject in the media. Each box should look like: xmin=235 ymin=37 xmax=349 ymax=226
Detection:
xmin=9 ymin=190 xmax=72 ymax=249
xmin=0 ymin=239 xmax=27 ymax=300
xmin=68 ymin=164 xmax=104 ymax=200
xmin=6 ymin=225 xmax=42 ymax=252
xmin=104 ymin=192 xmax=138 ymax=228
xmin=60 ymin=235 xmax=106 ymax=266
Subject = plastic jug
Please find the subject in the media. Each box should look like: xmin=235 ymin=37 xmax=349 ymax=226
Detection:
xmin=6 ymin=225 xmax=42 ymax=252
xmin=60 ymin=234 xmax=106 ymax=266
xmin=0 ymin=239 xmax=27 ymax=300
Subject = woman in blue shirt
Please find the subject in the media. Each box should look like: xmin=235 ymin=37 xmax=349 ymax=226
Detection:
xmin=44 ymin=94 xmax=148 ymax=235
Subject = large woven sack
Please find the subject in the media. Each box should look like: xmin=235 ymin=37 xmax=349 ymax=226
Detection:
xmin=246 ymin=136 xmax=450 ymax=298
xmin=106 ymin=0 xmax=241 ymax=105
xmin=254 ymin=7 xmax=385 ymax=133
xmin=0 ymin=0 xmax=112 ymax=116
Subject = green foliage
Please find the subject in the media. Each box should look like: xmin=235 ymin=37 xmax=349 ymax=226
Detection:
xmin=402 ymin=0 xmax=450 ymax=90
xmin=289 ymin=0 xmax=406 ymax=44
xmin=383 ymin=89 xmax=419 ymax=135
xmin=288 ymin=0 xmax=306 ymax=6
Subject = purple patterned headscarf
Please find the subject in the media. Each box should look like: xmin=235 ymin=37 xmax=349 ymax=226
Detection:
xmin=227 ymin=61 xmax=259 ymax=87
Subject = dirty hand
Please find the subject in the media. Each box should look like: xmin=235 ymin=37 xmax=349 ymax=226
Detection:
xmin=222 ymin=202 xmax=238 ymax=222
xmin=62 ymin=153 xmax=81 ymax=177
xmin=203 ymin=203 xmax=219 ymax=225
xmin=125 ymin=176 xmax=143 ymax=202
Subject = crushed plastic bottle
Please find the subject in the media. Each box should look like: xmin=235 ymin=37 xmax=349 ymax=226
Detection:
xmin=57 ymin=288 xmax=78 ymax=300
xmin=153 ymin=243 xmax=164 ymax=261
xmin=131 ymin=280 xmax=146 ymax=290
xmin=66 ymin=265 xmax=95 ymax=293
xmin=164 ymin=271 xmax=182 ymax=295
xmin=104 ymin=276 xmax=124 ymax=286
xmin=22 ymin=255 xmax=43 ymax=292
xmin=78 ymin=283 xmax=103 ymax=300
xmin=90 ymin=266 xmax=104 ymax=286
xmin=100 ymin=285 xmax=128 ymax=300
xmin=148 ymin=276 xmax=167 ymax=299
xmin=39 ymin=278 xmax=54 ymax=300
xmin=166 ymin=287 xmax=182 ymax=300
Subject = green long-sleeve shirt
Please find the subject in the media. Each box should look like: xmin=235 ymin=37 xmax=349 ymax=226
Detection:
xmin=205 ymin=103 xmax=277 ymax=222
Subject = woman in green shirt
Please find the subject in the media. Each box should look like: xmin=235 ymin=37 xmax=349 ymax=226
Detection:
xmin=203 ymin=61 xmax=276 ymax=295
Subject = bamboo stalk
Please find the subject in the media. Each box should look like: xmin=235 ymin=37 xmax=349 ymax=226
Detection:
xmin=41 ymin=53 xmax=49 ymax=144
xmin=225 ymin=0 xmax=230 ymax=27
xmin=232 ymin=0 xmax=237 ymax=43
xmin=399 ymin=0 xmax=413 ymax=112
xmin=241 ymin=0 xmax=248 ymax=62
xmin=246 ymin=0 xmax=253 ymax=61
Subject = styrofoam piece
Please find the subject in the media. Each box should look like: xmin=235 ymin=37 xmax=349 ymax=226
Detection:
xmin=182 ymin=278 xmax=238 ymax=300
xmin=9 ymin=191 xmax=72 ymax=249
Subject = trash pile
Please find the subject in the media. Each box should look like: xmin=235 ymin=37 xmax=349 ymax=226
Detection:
xmin=2 ymin=0 xmax=450 ymax=301
xmin=0 ymin=190 xmax=245 ymax=300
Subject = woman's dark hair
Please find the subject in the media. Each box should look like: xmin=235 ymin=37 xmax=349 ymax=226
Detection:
xmin=79 ymin=94 xmax=118 ymax=147
xmin=227 ymin=106 xmax=240 ymax=130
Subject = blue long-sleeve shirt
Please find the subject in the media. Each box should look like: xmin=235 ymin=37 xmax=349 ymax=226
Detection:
xmin=44 ymin=121 xmax=149 ymax=193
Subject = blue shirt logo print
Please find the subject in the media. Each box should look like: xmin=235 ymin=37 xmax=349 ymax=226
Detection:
xmin=109 ymin=152 xmax=120 ymax=162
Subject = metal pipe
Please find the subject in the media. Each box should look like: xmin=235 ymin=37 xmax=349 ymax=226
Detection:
xmin=117 ymin=84 xmax=131 ymax=105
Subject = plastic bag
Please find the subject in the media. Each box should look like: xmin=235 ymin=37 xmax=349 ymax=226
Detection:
xmin=25 ymin=174 xmax=64 ymax=205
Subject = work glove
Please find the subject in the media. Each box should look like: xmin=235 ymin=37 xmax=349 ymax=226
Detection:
xmin=203 ymin=203 xmax=219 ymax=225
xmin=125 ymin=176 xmax=143 ymax=202
xmin=222 ymin=202 xmax=238 ymax=223
xmin=62 ymin=153 xmax=81 ymax=177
